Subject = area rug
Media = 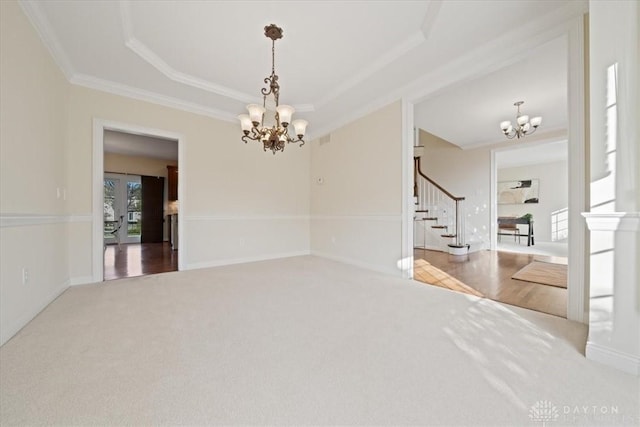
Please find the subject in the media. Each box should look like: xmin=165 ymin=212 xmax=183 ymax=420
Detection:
xmin=512 ymin=260 xmax=567 ymax=288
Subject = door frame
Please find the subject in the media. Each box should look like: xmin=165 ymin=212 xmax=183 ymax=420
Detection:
xmin=403 ymin=16 xmax=587 ymax=323
xmin=92 ymin=119 xmax=186 ymax=282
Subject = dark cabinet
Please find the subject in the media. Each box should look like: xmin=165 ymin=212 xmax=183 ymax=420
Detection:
xmin=167 ymin=165 xmax=178 ymax=201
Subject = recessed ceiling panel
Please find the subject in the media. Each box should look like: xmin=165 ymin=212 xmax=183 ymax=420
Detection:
xmin=128 ymin=1 xmax=428 ymax=105
xmin=24 ymin=0 xmax=584 ymax=136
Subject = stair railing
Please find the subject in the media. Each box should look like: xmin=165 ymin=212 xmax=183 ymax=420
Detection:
xmin=414 ymin=158 xmax=466 ymax=248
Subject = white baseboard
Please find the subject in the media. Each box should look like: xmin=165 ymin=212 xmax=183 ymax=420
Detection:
xmin=310 ymin=250 xmax=401 ymax=277
xmin=186 ymin=250 xmax=311 ymax=270
xmin=69 ymin=276 xmax=96 ymax=286
xmin=414 ymin=245 xmax=444 ymax=252
xmin=586 ymin=341 xmax=640 ymax=376
xmin=0 ymin=281 xmax=69 ymax=347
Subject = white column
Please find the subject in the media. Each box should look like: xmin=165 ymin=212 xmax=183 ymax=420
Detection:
xmin=583 ymin=0 xmax=640 ymax=375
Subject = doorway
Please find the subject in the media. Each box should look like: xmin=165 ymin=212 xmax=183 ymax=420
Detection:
xmin=406 ymin=17 xmax=587 ymax=322
xmin=104 ymin=173 xmax=142 ymax=246
xmin=492 ymin=139 xmax=569 ymax=259
xmin=102 ymin=131 xmax=177 ymax=280
xmin=92 ymin=120 xmax=185 ymax=282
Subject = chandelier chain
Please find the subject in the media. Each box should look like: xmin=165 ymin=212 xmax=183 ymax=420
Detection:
xmin=271 ymin=39 xmax=275 ymax=76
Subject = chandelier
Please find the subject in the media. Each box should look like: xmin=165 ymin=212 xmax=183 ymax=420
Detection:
xmin=499 ymin=101 xmax=542 ymax=139
xmin=237 ymin=24 xmax=308 ymax=154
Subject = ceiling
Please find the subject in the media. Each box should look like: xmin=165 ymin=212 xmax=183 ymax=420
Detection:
xmin=20 ymin=0 xmax=587 ymax=141
xmin=496 ymin=140 xmax=568 ymax=169
xmin=414 ymin=36 xmax=568 ymax=148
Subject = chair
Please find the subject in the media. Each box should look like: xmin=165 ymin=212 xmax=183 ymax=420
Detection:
xmin=105 ymin=215 xmax=125 ymax=251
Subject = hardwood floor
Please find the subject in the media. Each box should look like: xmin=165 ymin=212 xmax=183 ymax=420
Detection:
xmin=104 ymin=242 xmax=177 ymax=281
xmin=414 ymin=248 xmax=567 ymax=318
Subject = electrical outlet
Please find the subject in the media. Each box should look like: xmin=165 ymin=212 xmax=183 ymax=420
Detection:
xmin=22 ymin=268 xmax=29 ymax=284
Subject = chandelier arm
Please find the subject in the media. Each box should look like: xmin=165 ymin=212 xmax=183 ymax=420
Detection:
xmin=284 ymin=128 xmax=305 ymax=147
xmin=242 ymin=133 xmax=260 ymax=144
xmin=261 ymin=76 xmax=274 ymax=96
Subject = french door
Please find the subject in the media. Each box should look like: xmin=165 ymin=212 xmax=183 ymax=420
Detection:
xmin=104 ymin=173 xmax=142 ymax=245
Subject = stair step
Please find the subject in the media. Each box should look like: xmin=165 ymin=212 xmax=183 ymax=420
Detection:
xmin=423 ymin=217 xmax=438 ymax=221
xmin=415 ymin=210 xmax=430 ymax=213
xmin=431 ymin=225 xmax=447 ymax=229
xmin=441 ymin=234 xmax=456 ymax=238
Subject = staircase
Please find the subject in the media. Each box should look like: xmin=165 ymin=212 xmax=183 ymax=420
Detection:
xmin=413 ymin=158 xmax=469 ymax=255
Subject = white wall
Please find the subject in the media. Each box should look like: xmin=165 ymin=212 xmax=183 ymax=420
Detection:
xmin=310 ymin=101 xmax=404 ymax=275
xmin=0 ymin=1 xmax=70 ymax=345
xmin=498 ymin=161 xmax=568 ymax=243
xmin=584 ymin=0 xmax=640 ymax=375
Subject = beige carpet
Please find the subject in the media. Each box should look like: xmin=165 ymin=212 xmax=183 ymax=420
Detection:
xmin=512 ymin=260 xmax=568 ymax=288
xmin=1 ymin=256 xmax=637 ymax=425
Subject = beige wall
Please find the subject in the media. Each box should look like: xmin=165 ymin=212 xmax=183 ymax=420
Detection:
xmin=419 ymin=130 xmax=493 ymax=248
xmin=1 ymin=2 xmax=67 ymax=214
xmin=310 ymin=101 xmax=403 ymax=275
xmin=66 ymin=84 xmax=311 ymax=278
xmin=104 ymin=152 xmax=177 ymax=179
xmin=0 ymin=1 xmax=70 ymax=344
xmin=0 ymin=0 xmax=407 ymax=344
xmin=498 ymin=160 xmax=568 ymax=243
xmin=1 ymin=0 xmax=312 ymax=345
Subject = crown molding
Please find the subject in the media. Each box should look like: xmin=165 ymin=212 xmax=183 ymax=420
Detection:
xmin=18 ymin=0 xmax=75 ymax=79
xmin=420 ymin=0 xmax=443 ymax=40
xmin=124 ymin=36 xmax=259 ymax=105
xmin=314 ymin=30 xmax=426 ymax=108
xmin=119 ymin=1 xmax=313 ymax=112
xmin=312 ymin=2 xmax=586 ymax=140
xmin=406 ymin=2 xmax=587 ymax=106
xmin=18 ymin=0 xmax=237 ymax=123
xmin=119 ymin=1 xmax=256 ymax=104
xmin=18 ymin=0 xmax=588 ymax=143
xmin=70 ymin=74 xmax=237 ymax=123
xmin=458 ymin=127 xmax=568 ymax=151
